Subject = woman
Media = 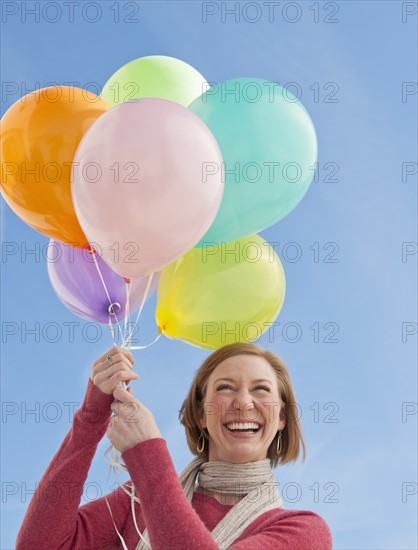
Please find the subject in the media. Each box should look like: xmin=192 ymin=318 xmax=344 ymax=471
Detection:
xmin=16 ymin=343 xmax=332 ymax=549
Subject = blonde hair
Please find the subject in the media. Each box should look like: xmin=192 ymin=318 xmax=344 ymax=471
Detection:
xmin=179 ymin=342 xmax=306 ymax=468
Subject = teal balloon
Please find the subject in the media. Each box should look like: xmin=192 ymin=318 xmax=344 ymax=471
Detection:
xmin=188 ymin=78 xmax=318 ymax=247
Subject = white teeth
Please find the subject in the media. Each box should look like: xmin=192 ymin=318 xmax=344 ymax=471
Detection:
xmin=225 ymin=422 xmax=260 ymax=430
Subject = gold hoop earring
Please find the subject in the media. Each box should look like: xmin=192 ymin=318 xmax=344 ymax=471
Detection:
xmin=276 ymin=430 xmax=282 ymax=454
xmin=197 ymin=431 xmax=205 ymax=453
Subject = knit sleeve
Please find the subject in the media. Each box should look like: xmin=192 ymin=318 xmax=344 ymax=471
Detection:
xmin=15 ymin=379 xmax=133 ymax=550
xmin=122 ymin=437 xmax=218 ymax=549
xmin=121 ymin=438 xmax=332 ymax=550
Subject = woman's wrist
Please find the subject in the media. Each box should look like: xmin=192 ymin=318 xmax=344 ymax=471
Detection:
xmin=120 ymin=433 xmax=163 ymax=455
xmin=79 ymin=378 xmax=114 ymax=424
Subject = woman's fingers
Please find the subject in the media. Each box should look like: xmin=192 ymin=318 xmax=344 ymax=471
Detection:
xmin=91 ymin=350 xmax=138 ymax=394
xmin=110 ymin=395 xmax=142 ymax=419
xmin=103 ymin=352 xmax=134 ymax=370
xmin=92 ymin=358 xmax=133 ymax=374
xmin=109 ymin=369 xmax=139 ymax=385
xmin=93 ymin=363 xmax=138 ymax=386
xmin=93 ymin=346 xmax=134 ymax=368
xmin=92 ymin=353 xmax=134 ymax=377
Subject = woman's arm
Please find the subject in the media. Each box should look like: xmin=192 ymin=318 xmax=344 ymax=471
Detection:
xmin=15 ymin=379 xmax=133 ymax=550
xmin=16 ymin=346 xmax=139 ymax=549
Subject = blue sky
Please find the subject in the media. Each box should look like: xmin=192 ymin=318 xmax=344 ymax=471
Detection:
xmin=1 ymin=1 xmax=417 ymax=549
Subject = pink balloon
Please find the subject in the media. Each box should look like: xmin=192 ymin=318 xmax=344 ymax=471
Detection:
xmin=72 ymin=98 xmax=223 ymax=278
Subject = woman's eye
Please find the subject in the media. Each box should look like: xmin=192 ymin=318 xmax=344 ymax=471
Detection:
xmin=216 ymin=384 xmax=270 ymax=392
xmin=217 ymin=384 xmax=233 ymax=391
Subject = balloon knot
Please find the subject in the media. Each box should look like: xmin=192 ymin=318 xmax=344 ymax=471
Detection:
xmin=123 ymin=277 xmax=131 ymax=284
xmin=108 ymin=302 xmax=121 ymax=315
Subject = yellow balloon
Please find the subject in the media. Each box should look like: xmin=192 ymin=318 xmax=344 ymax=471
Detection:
xmin=156 ymin=235 xmax=286 ymax=349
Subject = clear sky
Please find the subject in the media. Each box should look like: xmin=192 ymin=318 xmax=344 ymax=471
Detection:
xmin=1 ymin=1 xmax=417 ymax=549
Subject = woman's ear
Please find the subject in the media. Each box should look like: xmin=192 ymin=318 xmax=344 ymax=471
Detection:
xmin=199 ymin=415 xmax=207 ymax=430
xmin=278 ymin=407 xmax=286 ymax=431
xmin=198 ymin=406 xmax=207 ymax=430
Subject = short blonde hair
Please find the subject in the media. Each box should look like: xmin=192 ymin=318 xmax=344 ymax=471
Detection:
xmin=179 ymin=342 xmax=306 ymax=467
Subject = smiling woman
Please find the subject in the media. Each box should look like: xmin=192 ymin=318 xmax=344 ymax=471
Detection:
xmin=180 ymin=345 xmax=305 ymax=470
xmin=15 ymin=343 xmax=332 ymax=550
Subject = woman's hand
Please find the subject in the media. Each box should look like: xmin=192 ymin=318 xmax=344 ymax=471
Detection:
xmin=107 ymin=386 xmax=162 ymax=453
xmin=90 ymin=346 xmax=138 ymax=395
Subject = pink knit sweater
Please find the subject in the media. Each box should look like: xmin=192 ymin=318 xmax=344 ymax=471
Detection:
xmin=16 ymin=379 xmax=332 ymax=550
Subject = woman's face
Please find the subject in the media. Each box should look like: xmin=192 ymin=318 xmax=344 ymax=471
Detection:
xmin=199 ymin=354 xmax=286 ymax=464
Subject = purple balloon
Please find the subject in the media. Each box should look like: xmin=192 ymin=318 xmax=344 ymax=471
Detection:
xmin=47 ymin=240 xmax=159 ymax=324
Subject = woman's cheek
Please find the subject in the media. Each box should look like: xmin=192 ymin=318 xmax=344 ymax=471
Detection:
xmin=212 ymin=395 xmax=232 ymax=420
xmin=260 ymin=400 xmax=281 ymax=424
xmin=203 ymin=395 xmax=227 ymax=422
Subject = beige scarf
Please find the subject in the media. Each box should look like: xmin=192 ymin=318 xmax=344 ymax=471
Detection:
xmin=135 ymin=456 xmax=284 ymax=550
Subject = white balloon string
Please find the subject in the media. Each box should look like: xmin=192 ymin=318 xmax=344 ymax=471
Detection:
xmin=129 ymin=332 xmax=163 ymax=350
xmin=130 ymin=492 xmax=148 ymax=547
xmin=102 ymin=325 xmax=164 ymax=549
xmin=123 ymin=272 xmax=154 ymax=348
xmin=108 ymin=316 xmax=116 ymax=346
xmin=89 ymin=248 xmax=126 ymax=346
xmin=123 ymin=280 xmax=131 ymax=347
xmin=88 ymin=262 xmax=158 ymax=548
xmin=103 ymin=276 xmax=161 ymax=550
xmin=103 ymin=407 xmax=153 ymax=547
xmin=103 ymin=445 xmax=149 ymax=548
xmin=103 ymin=495 xmax=129 ymax=550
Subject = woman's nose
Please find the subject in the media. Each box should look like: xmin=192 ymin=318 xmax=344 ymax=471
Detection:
xmin=233 ymin=392 xmax=255 ymax=411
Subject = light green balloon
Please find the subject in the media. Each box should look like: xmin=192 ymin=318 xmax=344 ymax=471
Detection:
xmin=101 ymin=55 xmax=207 ymax=107
xmin=188 ymin=78 xmax=318 ymax=247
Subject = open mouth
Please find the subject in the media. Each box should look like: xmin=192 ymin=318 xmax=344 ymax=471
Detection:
xmin=224 ymin=422 xmax=262 ymax=434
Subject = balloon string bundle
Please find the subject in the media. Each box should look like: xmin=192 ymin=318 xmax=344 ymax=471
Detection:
xmin=89 ymin=249 xmax=161 ymax=549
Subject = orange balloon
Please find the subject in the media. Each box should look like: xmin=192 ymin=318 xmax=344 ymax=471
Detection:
xmin=0 ymin=86 xmax=111 ymax=247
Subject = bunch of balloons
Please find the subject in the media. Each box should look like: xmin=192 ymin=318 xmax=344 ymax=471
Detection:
xmin=1 ymin=55 xmax=317 ymax=349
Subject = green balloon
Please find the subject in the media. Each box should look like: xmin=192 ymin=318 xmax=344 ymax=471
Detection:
xmin=101 ymin=55 xmax=207 ymax=107
xmin=188 ymin=78 xmax=318 ymax=247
